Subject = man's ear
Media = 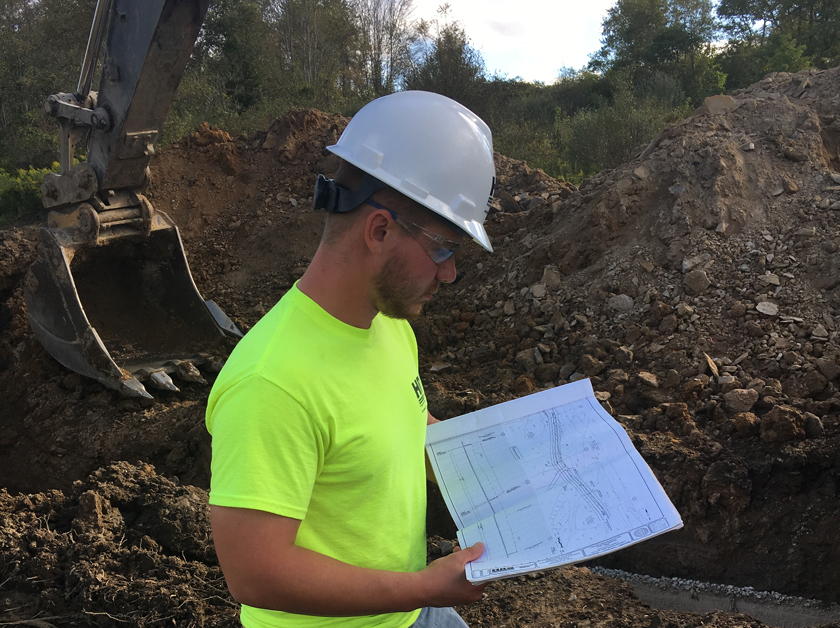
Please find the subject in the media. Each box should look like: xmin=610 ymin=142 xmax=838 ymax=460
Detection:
xmin=363 ymin=210 xmax=395 ymax=255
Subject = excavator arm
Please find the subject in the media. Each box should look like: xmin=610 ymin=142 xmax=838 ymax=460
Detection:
xmin=25 ymin=0 xmax=242 ymax=399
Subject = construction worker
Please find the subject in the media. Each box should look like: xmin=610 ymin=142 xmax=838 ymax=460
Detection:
xmin=206 ymin=91 xmax=496 ymax=627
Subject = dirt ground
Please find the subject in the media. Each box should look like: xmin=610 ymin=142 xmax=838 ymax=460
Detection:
xmin=2 ymin=68 xmax=840 ymax=626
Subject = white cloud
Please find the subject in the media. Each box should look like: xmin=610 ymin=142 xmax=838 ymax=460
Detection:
xmin=410 ymin=0 xmax=616 ymax=83
xmin=485 ymin=20 xmax=526 ymax=38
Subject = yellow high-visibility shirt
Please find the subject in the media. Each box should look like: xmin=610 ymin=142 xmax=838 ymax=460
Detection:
xmin=207 ymin=284 xmax=427 ymax=627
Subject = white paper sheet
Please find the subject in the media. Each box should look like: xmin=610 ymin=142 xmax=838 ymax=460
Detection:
xmin=425 ymin=379 xmax=683 ymax=583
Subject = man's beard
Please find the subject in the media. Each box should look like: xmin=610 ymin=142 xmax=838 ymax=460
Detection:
xmin=372 ymin=250 xmax=438 ymax=321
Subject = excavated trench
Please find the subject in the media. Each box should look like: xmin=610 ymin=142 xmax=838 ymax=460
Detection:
xmin=594 ymin=568 xmax=840 ymax=628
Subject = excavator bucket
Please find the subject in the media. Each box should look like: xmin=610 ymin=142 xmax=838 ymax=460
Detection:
xmin=24 ymin=0 xmax=239 ymax=397
xmin=25 ymin=198 xmax=240 ymax=398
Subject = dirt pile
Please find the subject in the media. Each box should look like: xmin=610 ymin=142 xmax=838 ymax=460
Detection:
xmin=2 ymin=70 xmax=840 ymax=625
xmin=524 ymin=68 xmax=840 ymax=276
xmin=0 ymin=462 xmax=236 ymax=626
xmin=418 ymin=67 xmax=840 ymax=602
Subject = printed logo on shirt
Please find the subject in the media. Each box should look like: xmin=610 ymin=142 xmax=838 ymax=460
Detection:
xmin=411 ymin=376 xmax=427 ymax=410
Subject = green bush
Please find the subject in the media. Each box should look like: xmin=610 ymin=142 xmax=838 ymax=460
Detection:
xmin=634 ymin=71 xmax=686 ymax=108
xmin=493 ymin=120 xmax=566 ymax=180
xmin=0 ymin=163 xmax=58 ymax=225
xmin=162 ymin=72 xmax=320 ymax=147
xmin=719 ymin=33 xmax=812 ymax=91
xmin=555 ymin=90 xmax=687 ymax=174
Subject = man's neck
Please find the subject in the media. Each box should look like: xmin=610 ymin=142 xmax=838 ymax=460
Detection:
xmin=296 ymin=244 xmax=378 ymax=329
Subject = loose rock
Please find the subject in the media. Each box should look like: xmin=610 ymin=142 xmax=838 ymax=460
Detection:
xmin=684 ymin=269 xmax=711 ymax=295
xmin=608 ymin=294 xmax=634 ymax=312
xmin=756 ymin=302 xmax=779 ymax=316
xmin=724 ymin=388 xmax=759 ymax=413
xmin=732 ymin=412 xmax=761 ymax=437
xmin=761 ymin=405 xmax=806 ymax=443
xmin=637 ymin=372 xmax=659 ymax=388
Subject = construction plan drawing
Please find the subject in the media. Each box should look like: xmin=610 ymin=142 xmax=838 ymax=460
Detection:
xmin=425 ymin=379 xmax=683 ymax=583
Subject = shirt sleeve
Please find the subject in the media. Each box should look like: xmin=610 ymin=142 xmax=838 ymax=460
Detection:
xmin=207 ymin=374 xmax=325 ymax=519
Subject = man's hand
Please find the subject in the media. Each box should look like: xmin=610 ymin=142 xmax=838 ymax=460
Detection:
xmin=417 ymin=542 xmax=488 ymax=606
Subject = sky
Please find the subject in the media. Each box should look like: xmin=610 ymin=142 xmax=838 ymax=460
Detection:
xmin=410 ymin=0 xmax=618 ymax=84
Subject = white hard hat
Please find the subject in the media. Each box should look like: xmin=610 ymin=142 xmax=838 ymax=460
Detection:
xmin=327 ymin=91 xmax=496 ymax=252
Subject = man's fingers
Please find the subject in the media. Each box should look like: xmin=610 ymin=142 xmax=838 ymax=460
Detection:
xmin=460 ymin=542 xmax=485 ymax=561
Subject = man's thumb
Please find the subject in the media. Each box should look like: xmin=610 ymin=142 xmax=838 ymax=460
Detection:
xmin=462 ymin=542 xmax=485 ymax=561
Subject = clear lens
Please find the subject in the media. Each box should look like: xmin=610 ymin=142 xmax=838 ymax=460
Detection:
xmin=426 ymin=244 xmax=456 ymax=264
xmin=367 ymin=201 xmax=461 ymax=264
xmin=393 ymin=215 xmax=460 ymax=263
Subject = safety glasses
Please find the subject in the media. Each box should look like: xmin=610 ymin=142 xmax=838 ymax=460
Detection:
xmin=366 ymin=200 xmax=462 ymax=264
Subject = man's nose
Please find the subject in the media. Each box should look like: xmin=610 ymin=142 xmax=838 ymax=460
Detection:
xmin=436 ymin=256 xmax=457 ymax=283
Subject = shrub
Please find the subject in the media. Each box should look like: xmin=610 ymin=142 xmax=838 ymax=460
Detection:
xmin=555 ymin=90 xmax=687 ymax=174
xmin=493 ymin=120 xmax=566 ymax=180
xmin=0 ymin=163 xmax=58 ymax=225
xmin=634 ymin=71 xmax=686 ymax=108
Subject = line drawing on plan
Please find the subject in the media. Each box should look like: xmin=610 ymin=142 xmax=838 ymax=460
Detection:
xmin=430 ymin=398 xmax=669 ymax=564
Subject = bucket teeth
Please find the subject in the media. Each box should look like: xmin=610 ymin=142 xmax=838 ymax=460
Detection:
xmin=149 ymin=370 xmax=180 ymax=392
xmin=176 ymin=361 xmax=207 ymax=385
xmin=120 ymin=377 xmax=153 ymax=399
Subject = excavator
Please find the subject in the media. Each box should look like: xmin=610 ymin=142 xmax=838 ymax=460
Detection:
xmin=24 ymin=0 xmax=242 ymax=399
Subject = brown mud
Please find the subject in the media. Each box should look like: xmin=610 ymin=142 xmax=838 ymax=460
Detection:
xmin=2 ymin=70 xmax=840 ymax=626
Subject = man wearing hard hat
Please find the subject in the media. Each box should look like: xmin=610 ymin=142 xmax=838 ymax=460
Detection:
xmin=206 ymin=91 xmax=496 ymax=627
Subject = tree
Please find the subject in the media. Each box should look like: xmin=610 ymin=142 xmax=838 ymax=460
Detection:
xmin=718 ymin=0 xmax=838 ymax=72
xmin=717 ymin=0 xmax=779 ymax=43
xmin=194 ymin=0 xmax=275 ymax=111
xmin=555 ymin=84 xmax=683 ymax=174
xmin=353 ymin=0 xmax=416 ymax=96
xmin=267 ymin=0 xmax=359 ymax=105
xmin=774 ymin=0 xmax=839 ymax=67
xmin=667 ymin=0 xmax=718 ymax=42
xmin=590 ymin=0 xmax=722 ymax=104
xmin=590 ymin=0 xmax=669 ymax=71
xmin=716 ymin=0 xmax=837 ymax=88
xmin=404 ymin=6 xmax=485 ymax=111
xmin=717 ymin=31 xmax=810 ymax=89
xmin=0 ymin=0 xmax=95 ymax=168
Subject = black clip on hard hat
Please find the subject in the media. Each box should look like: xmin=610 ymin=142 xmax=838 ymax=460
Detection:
xmin=313 ymin=173 xmax=388 ymax=214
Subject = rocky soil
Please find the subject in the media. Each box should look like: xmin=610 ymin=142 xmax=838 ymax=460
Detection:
xmin=2 ymin=68 xmax=840 ymax=626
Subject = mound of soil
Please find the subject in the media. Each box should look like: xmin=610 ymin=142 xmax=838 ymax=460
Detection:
xmin=2 ymin=69 xmax=840 ymax=625
xmin=0 ymin=462 xmax=233 ymax=626
xmin=0 ymin=460 xmax=775 ymax=628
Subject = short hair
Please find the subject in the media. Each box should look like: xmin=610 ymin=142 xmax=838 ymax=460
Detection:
xmin=320 ymin=159 xmax=449 ymax=246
